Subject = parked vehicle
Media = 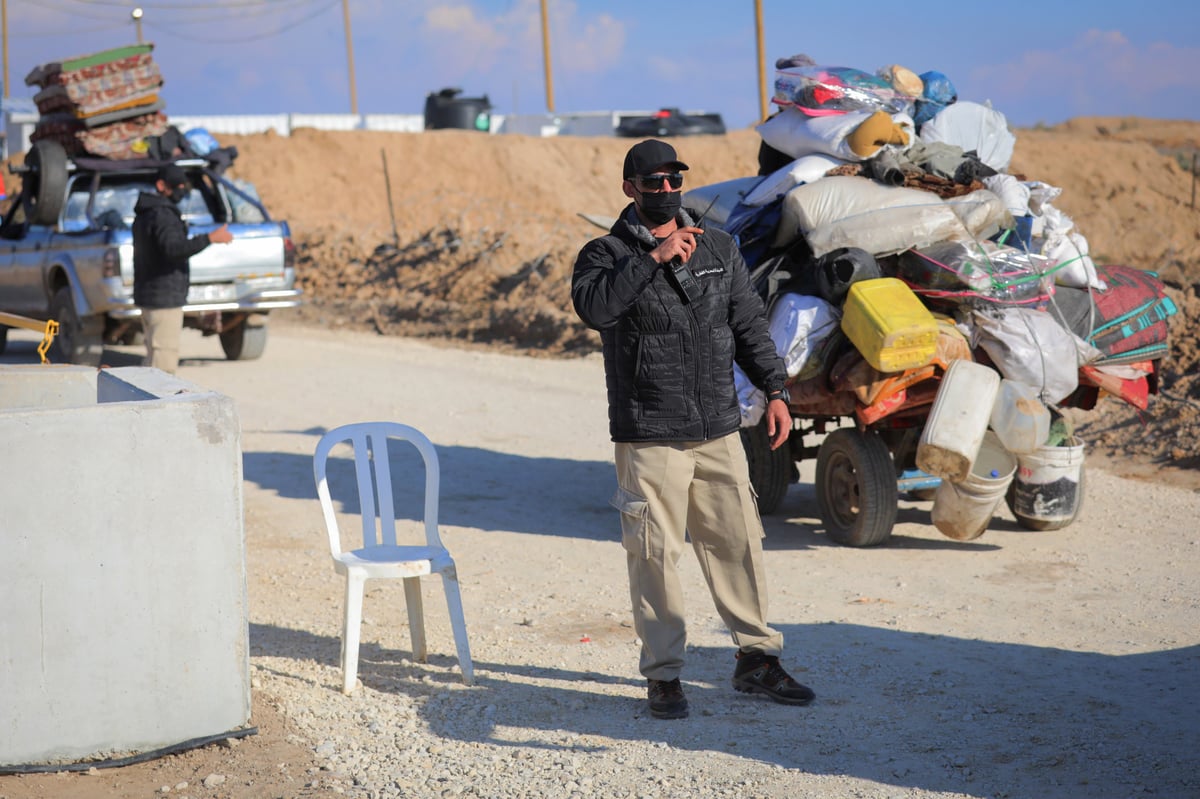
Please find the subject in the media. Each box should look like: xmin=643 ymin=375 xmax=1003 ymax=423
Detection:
xmin=0 ymin=140 xmax=302 ymax=365
xmin=615 ymin=108 xmax=727 ymax=138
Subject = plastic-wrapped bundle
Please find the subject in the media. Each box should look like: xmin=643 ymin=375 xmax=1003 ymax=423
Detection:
xmin=897 ymin=240 xmax=1055 ymax=305
xmin=774 ymin=65 xmax=908 ymax=117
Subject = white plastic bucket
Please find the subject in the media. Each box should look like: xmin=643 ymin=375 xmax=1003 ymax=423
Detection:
xmin=917 ymin=359 xmax=1001 ymax=483
xmin=1010 ymin=437 xmax=1085 ymax=528
xmin=931 ymin=432 xmax=1017 ymax=541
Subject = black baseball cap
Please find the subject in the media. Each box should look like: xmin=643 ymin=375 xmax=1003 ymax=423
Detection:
xmin=157 ymin=163 xmax=188 ymax=187
xmin=623 ymin=139 xmax=689 ymax=179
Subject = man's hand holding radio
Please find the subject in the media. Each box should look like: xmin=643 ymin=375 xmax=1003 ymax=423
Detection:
xmin=650 ymin=226 xmax=704 ymax=265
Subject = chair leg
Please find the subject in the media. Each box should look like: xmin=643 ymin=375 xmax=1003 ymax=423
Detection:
xmin=342 ymin=572 xmax=366 ymax=695
xmin=403 ymin=577 xmax=427 ymax=663
xmin=439 ymin=570 xmax=475 ymax=685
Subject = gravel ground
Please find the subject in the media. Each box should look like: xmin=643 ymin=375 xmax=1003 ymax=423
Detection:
xmin=2 ymin=321 xmax=1198 ymax=799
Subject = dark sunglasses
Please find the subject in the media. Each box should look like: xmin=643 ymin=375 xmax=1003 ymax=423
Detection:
xmin=634 ymin=172 xmax=684 ymax=191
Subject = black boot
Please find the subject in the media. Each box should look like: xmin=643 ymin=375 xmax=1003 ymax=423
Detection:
xmin=731 ymin=650 xmax=815 ymax=706
xmin=647 ymin=678 xmax=689 ymax=719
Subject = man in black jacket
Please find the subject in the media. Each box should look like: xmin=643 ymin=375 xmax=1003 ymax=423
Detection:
xmin=572 ymin=140 xmax=814 ymax=720
xmin=133 ymin=163 xmax=232 ymax=373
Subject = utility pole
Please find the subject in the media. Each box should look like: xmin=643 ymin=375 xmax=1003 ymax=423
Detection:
xmin=754 ymin=0 xmax=767 ymax=121
xmin=132 ymin=7 xmax=144 ymax=44
xmin=540 ymin=0 xmax=554 ymax=112
xmin=341 ymin=0 xmax=358 ymax=115
xmin=2 ymin=0 xmax=9 ymax=99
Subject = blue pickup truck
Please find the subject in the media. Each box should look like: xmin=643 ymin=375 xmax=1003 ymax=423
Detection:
xmin=0 ymin=140 xmax=302 ymax=365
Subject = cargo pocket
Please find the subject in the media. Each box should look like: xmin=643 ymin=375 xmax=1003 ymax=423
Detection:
xmin=610 ymin=486 xmax=652 ymax=559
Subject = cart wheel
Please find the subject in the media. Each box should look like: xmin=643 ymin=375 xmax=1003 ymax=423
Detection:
xmin=815 ymin=428 xmax=898 ymax=547
xmin=740 ymin=417 xmax=792 ymax=515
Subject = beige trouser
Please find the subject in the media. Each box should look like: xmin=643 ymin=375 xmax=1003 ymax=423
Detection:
xmin=141 ymin=306 xmax=184 ymax=374
xmin=612 ymin=432 xmax=783 ymax=681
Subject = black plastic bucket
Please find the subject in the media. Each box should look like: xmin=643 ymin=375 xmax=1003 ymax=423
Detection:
xmin=424 ymin=88 xmax=492 ymax=132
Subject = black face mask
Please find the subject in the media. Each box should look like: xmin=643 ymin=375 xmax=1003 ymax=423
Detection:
xmin=636 ymin=189 xmax=682 ymax=225
xmin=168 ymin=186 xmax=189 ymax=204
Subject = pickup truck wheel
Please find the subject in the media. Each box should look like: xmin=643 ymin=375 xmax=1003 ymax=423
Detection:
xmin=740 ymin=417 xmax=792 ymax=514
xmin=25 ymin=140 xmax=69 ymax=226
xmin=49 ymin=286 xmax=104 ymax=366
xmin=220 ymin=318 xmax=268 ymax=360
xmin=815 ymin=428 xmax=898 ymax=547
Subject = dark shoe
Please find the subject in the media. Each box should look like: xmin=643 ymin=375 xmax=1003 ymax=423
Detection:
xmin=647 ymin=678 xmax=689 ymax=719
xmin=732 ymin=650 xmax=815 ymax=706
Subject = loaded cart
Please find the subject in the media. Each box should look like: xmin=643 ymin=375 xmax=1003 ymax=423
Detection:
xmin=684 ymin=59 xmax=1174 ymax=547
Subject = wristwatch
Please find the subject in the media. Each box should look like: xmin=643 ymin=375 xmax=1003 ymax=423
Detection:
xmin=766 ymin=388 xmax=791 ymax=404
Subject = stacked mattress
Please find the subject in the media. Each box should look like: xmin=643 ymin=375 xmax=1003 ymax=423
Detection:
xmin=25 ymin=43 xmax=168 ymax=159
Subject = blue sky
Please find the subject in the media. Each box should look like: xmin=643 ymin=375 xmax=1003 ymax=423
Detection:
xmin=6 ymin=0 xmax=1200 ymax=129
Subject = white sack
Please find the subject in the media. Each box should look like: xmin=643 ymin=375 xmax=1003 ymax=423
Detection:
xmin=768 ymin=293 xmax=842 ymax=378
xmin=735 ymin=364 xmax=766 ymax=427
xmin=757 ymin=107 xmax=914 ymax=163
xmin=944 ymin=189 xmax=1011 ymax=240
xmin=774 ymin=176 xmax=1001 ymax=257
xmin=1044 ymin=230 xmax=1105 ymax=290
xmin=983 ymin=174 xmax=1031 ymax=217
xmin=742 ymin=153 xmax=846 ymax=207
xmin=919 ymin=101 xmax=1016 ymax=172
xmin=970 ymin=307 xmax=1100 ymax=403
xmin=1033 ymin=203 xmax=1106 ymax=290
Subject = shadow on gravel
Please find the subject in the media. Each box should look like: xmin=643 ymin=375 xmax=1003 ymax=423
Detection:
xmin=758 ymin=487 xmax=1006 ymax=552
xmin=243 ymin=441 xmax=1018 ymax=550
xmin=249 ymin=617 xmax=1199 ymax=797
xmin=243 ymin=440 xmax=618 ymax=540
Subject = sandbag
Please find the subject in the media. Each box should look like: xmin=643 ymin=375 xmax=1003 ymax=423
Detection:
xmin=773 ymin=176 xmax=1003 ymax=258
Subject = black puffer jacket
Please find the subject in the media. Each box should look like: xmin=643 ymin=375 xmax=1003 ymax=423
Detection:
xmin=572 ymin=204 xmax=786 ymax=443
xmin=132 ymin=191 xmax=212 ymax=308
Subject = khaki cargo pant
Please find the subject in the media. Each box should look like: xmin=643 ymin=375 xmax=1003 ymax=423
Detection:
xmin=612 ymin=432 xmax=783 ymax=681
xmin=141 ymin=306 xmax=184 ymax=374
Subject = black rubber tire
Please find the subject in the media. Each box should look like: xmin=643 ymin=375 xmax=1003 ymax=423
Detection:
xmin=0 ymin=326 xmax=7 ymax=356
xmin=740 ymin=417 xmax=792 ymax=515
xmin=219 ymin=318 xmax=268 ymax=360
xmin=49 ymin=286 xmax=104 ymax=366
xmin=1006 ymin=465 xmax=1086 ymax=532
xmin=815 ymin=428 xmax=899 ymax=547
xmin=25 ymin=140 xmax=69 ymax=226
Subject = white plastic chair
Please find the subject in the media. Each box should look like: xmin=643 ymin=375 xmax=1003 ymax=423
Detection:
xmin=314 ymin=421 xmax=474 ymax=693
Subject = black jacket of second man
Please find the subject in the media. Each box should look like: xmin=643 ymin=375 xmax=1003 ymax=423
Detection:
xmin=132 ymin=190 xmax=213 ymax=309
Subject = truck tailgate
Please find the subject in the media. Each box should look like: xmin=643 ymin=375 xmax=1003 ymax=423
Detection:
xmin=187 ymin=223 xmax=287 ymax=283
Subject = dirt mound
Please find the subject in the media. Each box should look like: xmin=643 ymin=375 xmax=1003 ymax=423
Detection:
xmin=218 ymin=121 xmax=1200 ymax=480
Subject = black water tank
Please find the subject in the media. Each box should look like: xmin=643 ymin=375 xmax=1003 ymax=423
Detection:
xmin=424 ymin=88 xmax=492 ymax=131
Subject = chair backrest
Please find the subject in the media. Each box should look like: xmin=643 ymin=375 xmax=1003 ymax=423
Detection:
xmin=313 ymin=421 xmax=444 ymax=556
